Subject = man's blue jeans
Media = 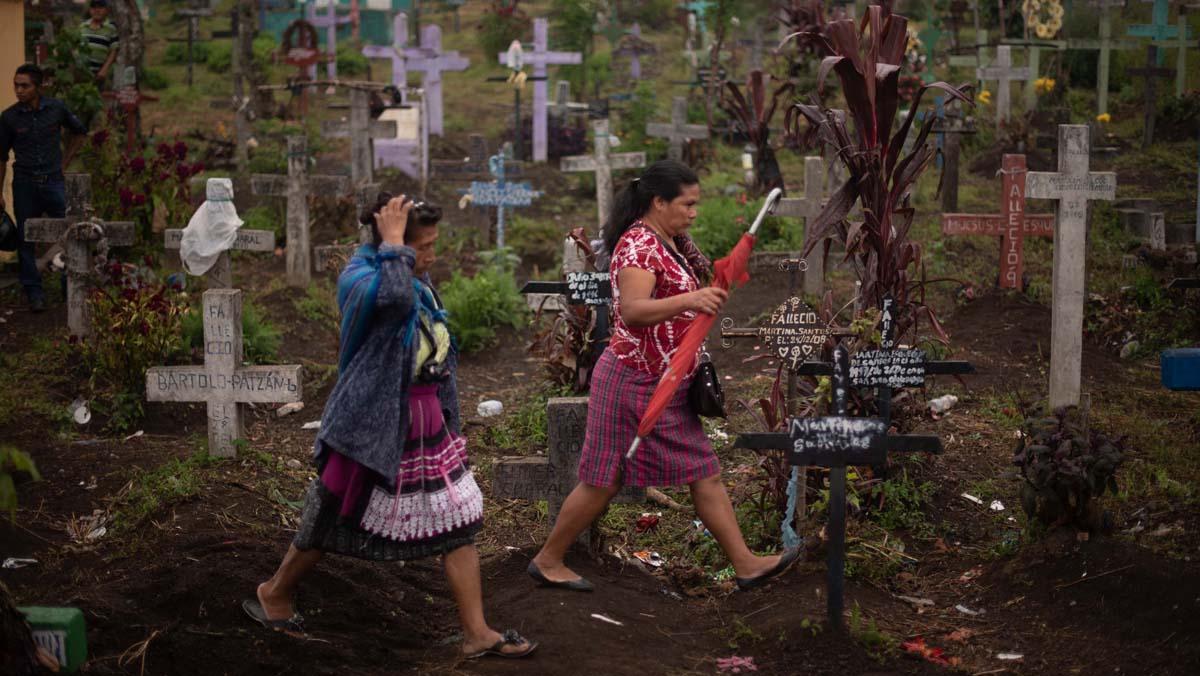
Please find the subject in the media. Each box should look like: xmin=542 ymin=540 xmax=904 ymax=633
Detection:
xmin=12 ymin=175 xmax=66 ymax=300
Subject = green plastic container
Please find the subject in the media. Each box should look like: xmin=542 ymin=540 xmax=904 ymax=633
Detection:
xmin=19 ymin=606 xmax=87 ymax=673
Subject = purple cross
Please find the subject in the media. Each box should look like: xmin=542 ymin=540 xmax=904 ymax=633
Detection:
xmin=363 ymin=13 xmax=469 ymax=136
xmin=305 ymin=1 xmax=351 ymax=81
xmin=495 ymin=18 xmax=582 ymax=162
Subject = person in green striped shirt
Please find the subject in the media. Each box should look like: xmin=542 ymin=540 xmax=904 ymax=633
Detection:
xmin=80 ymin=0 xmax=119 ymax=86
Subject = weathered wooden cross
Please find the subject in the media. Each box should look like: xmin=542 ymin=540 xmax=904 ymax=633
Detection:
xmin=321 ymin=87 xmax=398 ymax=189
xmin=102 ymin=67 xmax=158 ymax=153
xmin=25 ymin=173 xmax=135 ymax=338
xmin=1065 ymin=1 xmax=1137 ymax=115
xmin=466 ymin=151 xmax=542 ymax=249
xmin=977 ymin=45 xmax=1030 ymax=129
xmin=777 ymin=157 xmax=829 ymax=297
xmin=936 ymin=99 xmax=978 ymax=213
xmin=165 ymin=179 xmax=276 ymax=289
xmin=145 ymin=289 xmax=303 ymax=458
xmin=941 ymin=154 xmax=1054 ymax=290
xmin=613 ymin=23 xmax=656 ymax=83
xmin=280 ymin=18 xmax=328 ymax=116
xmin=1026 ymin=125 xmax=1117 ymax=409
xmin=1127 ymin=45 xmax=1175 ymax=149
xmin=494 ymin=18 xmax=583 ymax=163
xmin=492 ymin=398 xmax=643 ymax=548
xmin=733 ymin=344 xmax=945 ymax=629
xmin=173 ymin=5 xmax=213 ymax=87
xmin=646 ymin=96 xmax=709 ymax=162
xmin=562 ymin=119 xmax=647 ymax=233
xmin=251 ymin=135 xmax=350 ymax=286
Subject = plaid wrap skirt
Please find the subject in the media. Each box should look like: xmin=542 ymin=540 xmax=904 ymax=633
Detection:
xmin=578 ymin=350 xmax=720 ymax=487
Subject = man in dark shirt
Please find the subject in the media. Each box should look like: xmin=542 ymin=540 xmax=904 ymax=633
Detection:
xmin=0 ymin=63 xmax=87 ymax=311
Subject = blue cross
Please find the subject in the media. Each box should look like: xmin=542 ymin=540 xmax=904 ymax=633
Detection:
xmin=1127 ymin=0 xmax=1192 ymax=66
xmin=464 ymin=151 xmax=543 ymax=248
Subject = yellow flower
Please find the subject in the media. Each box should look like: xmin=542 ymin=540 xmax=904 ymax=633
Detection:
xmin=1096 ymin=113 xmax=1112 ymax=123
xmin=1035 ymin=77 xmax=1056 ymax=94
xmin=978 ymin=90 xmax=992 ymax=105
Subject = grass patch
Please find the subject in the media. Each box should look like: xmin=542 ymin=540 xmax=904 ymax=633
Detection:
xmin=292 ymin=280 xmax=340 ymax=332
xmin=109 ymin=450 xmax=221 ymax=534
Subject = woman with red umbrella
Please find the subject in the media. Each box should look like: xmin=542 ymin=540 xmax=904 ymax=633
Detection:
xmin=528 ymin=161 xmax=800 ymax=591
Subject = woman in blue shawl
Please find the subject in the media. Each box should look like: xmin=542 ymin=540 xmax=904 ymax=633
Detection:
xmin=245 ymin=194 xmax=536 ymax=660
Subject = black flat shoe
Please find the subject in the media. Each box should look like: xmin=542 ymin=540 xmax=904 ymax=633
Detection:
xmin=735 ymin=545 xmax=802 ymax=591
xmin=242 ymin=598 xmax=306 ymax=636
xmin=527 ymin=561 xmax=595 ymax=592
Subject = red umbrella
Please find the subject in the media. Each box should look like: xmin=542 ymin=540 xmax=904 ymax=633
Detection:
xmin=627 ymin=188 xmax=785 ymax=459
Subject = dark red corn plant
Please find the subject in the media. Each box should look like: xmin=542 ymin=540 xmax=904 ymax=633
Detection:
xmin=722 ymin=71 xmax=795 ymax=194
xmin=783 ymin=4 xmax=973 ymax=344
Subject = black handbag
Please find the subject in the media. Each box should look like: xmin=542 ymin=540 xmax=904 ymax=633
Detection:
xmin=0 ymin=212 xmax=18 ymax=252
xmin=688 ymin=350 xmax=726 ymax=418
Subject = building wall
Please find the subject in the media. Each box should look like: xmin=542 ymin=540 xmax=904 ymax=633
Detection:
xmin=1 ymin=0 xmax=25 ymax=221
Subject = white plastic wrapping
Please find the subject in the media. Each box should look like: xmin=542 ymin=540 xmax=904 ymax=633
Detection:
xmin=180 ymin=178 xmax=243 ymax=276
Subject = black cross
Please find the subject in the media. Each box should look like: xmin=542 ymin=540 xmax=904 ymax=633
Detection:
xmin=733 ymin=344 xmax=945 ymax=630
xmin=1169 ymin=278 xmax=1200 ymax=290
xmin=520 ymin=272 xmax=613 ymax=353
xmin=1128 ymin=45 xmax=1175 ymax=149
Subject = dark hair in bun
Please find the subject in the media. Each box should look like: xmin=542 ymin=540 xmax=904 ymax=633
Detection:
xmin=359 ymin=192 xmax=443 ymax=247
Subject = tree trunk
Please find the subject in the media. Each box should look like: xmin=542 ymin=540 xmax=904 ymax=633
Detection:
xmin=108 ymin=0 xmax=145 ymax=77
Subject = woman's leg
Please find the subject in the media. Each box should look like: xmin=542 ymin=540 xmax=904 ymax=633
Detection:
xmin=444 ymin=544 xmax=532 ymax=656
xmin=531 ymin=481 xmax=622 ymax=582
xmin=257 ymin=545 xmax=323 ymax=619
xmin=690 ymin=474 xmax=782 ymax=579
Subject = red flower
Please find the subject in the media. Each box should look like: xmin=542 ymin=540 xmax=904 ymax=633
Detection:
xmin=129 ymin=156 xmax=146 ymax=173
xmin=132 ymin=193 xmax=147 ymax=207
xmin=174 ymin=141 xmax=188 ymax=159
xmin=91 ymin=129 xmax=109 ymax=147
xmin=191 ymin=161 xmax=205 ymax=175
xmin=157 ymin=142 xmax=173 ymax=158
xmin=176 ymin=162 xmax=193 ymax=180
xmin=119 ymin=187 xmax=134 ymax=208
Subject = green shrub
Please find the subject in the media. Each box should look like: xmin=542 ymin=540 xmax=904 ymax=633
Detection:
xmin=141 ymin=67 xmax=170 ymax=91
xmin=0 ymin=446 xmax=40 ymax=522
xmin=165 ymin=41 xmax=212 ymax=66
xmin=206 ymin=42 xmax=233 ymax=74
xmin=478 ymin=2 xmax=530 ymax=64
xmin=182 ymin=298 xmax=281 ymax=364
xmin=690 ymin=195 xmax=798 ymax=255
xmin=76 ymin=264 xmax=190 ymax=432
xmin=336 ymin=45 xmax=368 ymax=77
xmin=507 ymin=215 xmax=563 ymax=269
xmin=241 ymin=204 xmax=285 ymax=241
xmin=440 ymin=264 xmax=528 ymax=353
xmin=253 ymin=35 xmax=278 ymax=71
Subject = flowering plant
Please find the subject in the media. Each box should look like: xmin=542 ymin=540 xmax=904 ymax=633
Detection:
xmin=74 ymin=259 xmax=189 ymax=432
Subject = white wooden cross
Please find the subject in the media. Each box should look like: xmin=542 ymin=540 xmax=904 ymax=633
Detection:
xmin=776 ymin=157 xmax=828 ymax=297
xmin=145 ymin=289 xmax=303 ymax=458
xmin=251 ymin=136 xmax=351 ymax=287
xmin=561 ymin=119 xmax=646 ymax=232
xmin=1026 ymin=125 xmax=1116 ymax=409
xmin=321 ymin=87 xmax=398 ymax=188
xmin=495 ymin=18 xmax=582 ymax=163
xmin=646 ymin=96 xmax=709 ymax=162
xmin=977 ymin=45 xmax=1030 ymax=128
xmin=550 ymin=80 xmax=589 ymax=122
xmin=25 ymin=173 xmax=135 ymax=338
xmin=165 ymin=179 xmax=276 ymax=289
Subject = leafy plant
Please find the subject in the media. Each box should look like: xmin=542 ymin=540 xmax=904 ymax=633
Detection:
xmin=0 ymin=446 xmax=40 ymax=522
xmin=75 ymin=262 xmax=190 ymax=432
xmin=722 ymin=71 xmax=795 ymax=194
xmin=441 ymin=263 xmax=529 ymax=353
xmin=784 ymin=6 xmax=973 ymax=344
xmin=528 ymin=229 xmax=603 ymax=390
xmin=1013 ymin=407 xmax=1125 ymax=530
xmin=478 ymin=0 xmax=531 ymax=63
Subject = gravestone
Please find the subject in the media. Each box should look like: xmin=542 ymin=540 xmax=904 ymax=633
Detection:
xmin=941 ymin=154 xmax=1054 ymax=289
xmin=1149 ymin=212 xmax=1167 ymax=251
xmin=24 ymin=174 xmax=135 ymax=338
xmin=466 ymin=151 xmax=542 ymax=248
xmin=733 ymin=345 xmax=945 ymax=629
xmin=1127 ymin=45 xmax=1175 ymax=148
xmin=251 ymin=136 xmax=351 ymax=286
xmin=362 ymin=13 xmax=468 ymax=136
xmin=561 ymin=119 xmax=647 ymax=233
xmin=305 ymin=0 xmax=351 ymax=81
xmin=1066 ymin=1 xmax=1137 ymax=115
xmin=646 ymin=97 xmax=709 ymax=162
xmin=145 ymin=289 xmax=303 ymax=458
xmin=164 ymin=180 xmax=275 ymax=289
xmin=372 ymin=91 xmax=430 ymax=188
xmin=777 ymin=157 xmax=829 ymax=297
xmin=492 ymin=398 xmax=644 ymax=548
xmin=493 ymin=18 xmax=583 ymax=163
xmin=755 ymin=296 xmax=832 ymax=371
xmin=102 ymin=67 xmax=158 ymax=152
xmin=1026 ymin=125 xmax=1117 ymax=409
xmin=1127 ymin=0 xmax=1194 ymax=96
xmin=322 ymin=87 xmax=398 ymax=188
xmin=977 ymin=46 xmax=1030 ymax=128
xmin=174 ymin=6 xmax=213 ymax=87
xmin=613 ymin=23 xmax=656 ymax=83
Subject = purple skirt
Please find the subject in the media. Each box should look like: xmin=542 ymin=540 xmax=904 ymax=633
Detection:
xmin=293 ymin=384 xmax=483 ymax=561
xmin=577 ymin=350 xmax=720 ymax=487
